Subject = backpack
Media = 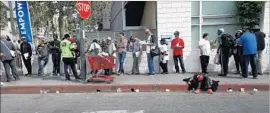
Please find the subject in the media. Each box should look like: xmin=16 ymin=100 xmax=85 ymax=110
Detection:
xmin=221 ymin=34 xmax=234 ymax=48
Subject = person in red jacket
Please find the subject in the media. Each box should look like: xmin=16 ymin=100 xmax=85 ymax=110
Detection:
xmin=171 ymin=31 xmax=186 ymax=73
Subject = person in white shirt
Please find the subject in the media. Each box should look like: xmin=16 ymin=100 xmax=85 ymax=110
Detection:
xmin=88 ymin=39 xmax=102 ymax=56
xmin=159 ymin=39 xmax=169 ymax=74
xmin=88 ymin=39 xmax=102 ymax=74
xmin=199 ymin=33 xmax=211 ymax=74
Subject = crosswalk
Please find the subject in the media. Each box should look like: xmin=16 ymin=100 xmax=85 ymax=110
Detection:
xmin=82 ymin=110 xmax=144 ymax=113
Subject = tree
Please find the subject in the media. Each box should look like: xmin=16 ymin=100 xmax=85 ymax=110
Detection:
xmin=0 ymin=2 xmax=8 ymax=29
xmin=235 ymin=1 xmax=265 ymax=29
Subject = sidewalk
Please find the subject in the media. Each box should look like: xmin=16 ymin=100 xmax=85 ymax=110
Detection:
xmin=1 ymin=73 xmax=269 ymax=94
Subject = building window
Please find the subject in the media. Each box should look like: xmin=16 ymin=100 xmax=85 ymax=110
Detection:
xmin=191 ymin=1 xmax=239 ymax=49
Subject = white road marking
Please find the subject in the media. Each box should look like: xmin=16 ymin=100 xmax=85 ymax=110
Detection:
xmin=82 ymin=110 xmax=144 ymax=113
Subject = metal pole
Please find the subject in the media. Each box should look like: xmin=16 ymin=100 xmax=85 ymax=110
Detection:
xmin=8 ymin=1 xmax=16 ymax=36
xmin=79 ymin=18 xmax=86 ymax=79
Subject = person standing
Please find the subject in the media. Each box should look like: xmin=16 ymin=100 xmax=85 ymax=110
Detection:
xmin=60 ymin=34 xmax=81 ymax=80
xmin=239 ymin=27 xmax=258 ymax=79
xmin=88 ymin=39 xmax=102 ymax=74
xmin=171 ymin=31 xmax=186 ymax=74
xmin=128 ymin=36 xmax=141 ymax=75
xmin=37 ymin=39 xmax=49 ymax=75
xmin=104 ymin=37 xmax=117 ymax=75
xmin=159 ymin=38 xmax=169 ymax=74
xmin=20 ymin=37 xmax=32 ymax=76
xmin=253 ymin=25 xmax=266 ymax=75
xmin=0 ymin=35 xmax=20 ymax=82
xmin=116 ymin=32 xmax=127 ymax=75
xmin=233 ymin=30 xmax=244 ymax=74
xmin=217 ymin=28 xmax=234 ymax=76
xmin=199 ymin=33 xmax=211 ymax=74
xmin=48 ymin=35 xmax=61 ymax=76
xmin=145 ymin=29 xmax=157 ymax=75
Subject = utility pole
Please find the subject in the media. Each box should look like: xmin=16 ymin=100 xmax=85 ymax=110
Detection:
xmin=79 ymin=17 xmax=86 ymax=79
xmin=8 ymin=1 xmax=16 ymax=36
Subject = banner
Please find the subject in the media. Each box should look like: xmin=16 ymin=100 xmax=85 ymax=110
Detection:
xmin=15 ymin=1 xmax=33 ymax=42
xmin=15 ymin=1 xmax=35 ymax=52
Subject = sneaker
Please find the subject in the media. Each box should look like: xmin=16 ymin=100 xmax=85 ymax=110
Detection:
xmin=207 ymin=89 xmax=214 ymax=94
xmin=194 ymin=89 xmax=200 ymax=94
xmin=252 ymin=76 xmax=258 ymax=79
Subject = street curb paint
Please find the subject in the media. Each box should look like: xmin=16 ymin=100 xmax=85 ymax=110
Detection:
xmin=0 ymin=83 xmax=269 ymax=94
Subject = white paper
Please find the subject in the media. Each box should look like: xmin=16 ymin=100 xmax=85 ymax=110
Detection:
xmin=135 ymin=52 xmax=140 ymax=57
xmin=23 ymin=53 xmax=29 ymax=58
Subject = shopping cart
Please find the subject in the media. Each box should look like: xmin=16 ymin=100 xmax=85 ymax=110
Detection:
xmin=86 ymin=55 xmax=115 ymax=83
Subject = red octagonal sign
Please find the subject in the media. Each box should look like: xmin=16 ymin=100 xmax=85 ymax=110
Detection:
xmin=77 ymin=1 xmax=91 ymax=19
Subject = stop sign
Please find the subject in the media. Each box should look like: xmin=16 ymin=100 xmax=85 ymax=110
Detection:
xmin=77 ymin=1 xmax=91 ymax=19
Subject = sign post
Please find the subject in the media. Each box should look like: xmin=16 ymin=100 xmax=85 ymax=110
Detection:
xmin=77 ymin=1 xmax=91 ymax=80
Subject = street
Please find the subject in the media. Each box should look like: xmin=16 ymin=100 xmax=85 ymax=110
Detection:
xmin=1 ymin=92 xmax=269 ymax=113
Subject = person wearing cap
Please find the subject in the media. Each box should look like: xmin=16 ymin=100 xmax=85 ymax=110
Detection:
xmin=104 ymin=37 xmax=117 ymax=75
xmin=0 ymin=35 xmax=20 ymax=82
xmin=36 ymin=39 xmax=49 ymax=75
xmin=48 ymin=34 xmax=61 ymax=76
xmin=187 ymin=73 xmax=214 ymax=94
xmin=171 ymin=31 xmax=186 ymax=74
xmin=216 ymin=28 xmax=234 ymax=77
xmin=233 ymin=30 xmax=244 ymax=74
xmin=239 ymin=27 xmax=258 ymax=79
xmin=60 ymin=34 xmax=82 ymax=80
xmin=116 ymin=32 xmax=127 ymax=75
xmin=20 ymin=36 xmax=32 ymax=76
xmin=127 ymin=35 xmax=141 ymax=75
xmin=253 ymin=25 xmax=266 ymax=75
xmin=159 ymin=38 xmax=169 ymax=74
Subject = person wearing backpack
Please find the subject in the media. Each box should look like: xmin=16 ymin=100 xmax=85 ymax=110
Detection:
xmin=217 ymin=28 xmax=234 ymax=77
xmin=239 ymin=27 xmax=258 ymax=79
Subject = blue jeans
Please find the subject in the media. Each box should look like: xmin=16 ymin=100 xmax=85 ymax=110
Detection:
xmin=118 ymin=52 xmax=126 ymax=73
xmin=242 ymin=54 xmax=258 ymax=77
xmin=38 ymin=58 xmax=48 ymax=74
xmin=147 ymin=53 xmax=155 ymax=74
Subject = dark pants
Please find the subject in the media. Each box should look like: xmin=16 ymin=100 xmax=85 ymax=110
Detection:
xmin=2 ymin=59 xmax=19 ymax=81
xmin=242 ymin=54 xmax=258 ymax=78
xmin=173 ymin=55 xmax=186 ymax=73
xmin=159 ymin=61 xmax=168 ymax=73
xmin=22 ymin=56 xmax=32 ymax=74
xmin=197 ymin=76 xmax=212 ymax=89
xmin=220 ymin=48 xmax=230 ymax=76
xmin=200 ymin=55 xmax=209 ymax=73
xmin=233 ymin=54 xmax=245 ymax=73
xmin=104 ymin=69 xmax=112 ymax=75
xmin=62 ymin=58 xmax=80 ymax=79
xmin=52 ymin=53 xmax=61 ymax=74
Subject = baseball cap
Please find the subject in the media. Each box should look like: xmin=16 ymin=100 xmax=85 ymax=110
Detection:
xmin=197 ymin=74 xmax=204 ymax=81
xmin=107 ymin=37 xmax=112 ymax=40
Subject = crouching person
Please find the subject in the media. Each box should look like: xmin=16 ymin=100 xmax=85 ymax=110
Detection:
xmin=187 ymin=73 xmax=214 ymax=94
xmin=159 ymin=39 xmax=169 ymax=74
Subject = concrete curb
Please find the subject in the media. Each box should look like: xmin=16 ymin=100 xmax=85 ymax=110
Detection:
xmin=1 ymin=83 xmax=269 ymax=94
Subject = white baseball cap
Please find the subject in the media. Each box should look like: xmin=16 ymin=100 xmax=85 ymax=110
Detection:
xmin=107 ymin=37 xmax=112 ymax=40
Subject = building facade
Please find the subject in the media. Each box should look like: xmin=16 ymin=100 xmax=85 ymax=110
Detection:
xmin=111 ymin=1 xmax=270 ymax=73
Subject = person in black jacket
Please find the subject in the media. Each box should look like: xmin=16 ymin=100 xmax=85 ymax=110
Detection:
xmin=253 ymin=25 xmax=266 ymax=75
xmin=48 ymin=35 xmax=61 ymax=76
xmin=233 ymin=30 xmax=244 ymax=74
xmin=20 ymin=37 xmax=32 ymax=76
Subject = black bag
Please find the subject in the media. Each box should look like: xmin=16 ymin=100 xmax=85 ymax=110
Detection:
xmin=149 ymin=35 xmax=160 ymax=57
xmin=221 ymin=34 xmax=235 ymax=57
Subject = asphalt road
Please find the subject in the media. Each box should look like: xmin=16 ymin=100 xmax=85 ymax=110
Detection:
xmin=1 ymin=92 xmax=269 ymax=113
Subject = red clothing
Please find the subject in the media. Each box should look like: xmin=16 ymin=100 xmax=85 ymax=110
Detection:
xmin=171 ymin=37 xmax=185 ymax=56
xmin=68 ymin=38 xmax=75 ymax=43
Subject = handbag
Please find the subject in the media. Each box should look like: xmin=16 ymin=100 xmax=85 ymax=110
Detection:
xmin=149 ymin=35 xmax=160 ymax=57
xmin=1 ymin=41 xmax=15 ymax=57
xmin=213 ymin=53 xmax=220 ymax=65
